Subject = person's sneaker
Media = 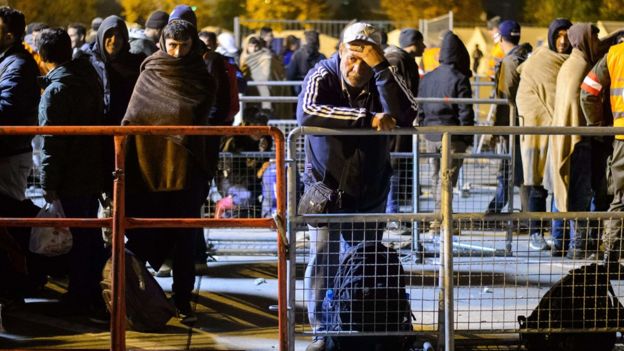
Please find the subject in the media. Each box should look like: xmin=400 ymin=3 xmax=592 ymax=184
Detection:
xmin=156 ymin=263 xmax=172 ymax=277
xmin=529 ymin=233 xmax=550 ymax=251
xmin=176 ymin=302 xmax=197 ymax=324
xmin=305 ymin=337 xmax=325 ymax=351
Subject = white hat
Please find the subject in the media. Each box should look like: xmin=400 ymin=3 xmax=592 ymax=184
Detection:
xmin=341 ymin=22 xmax=381 ymax=46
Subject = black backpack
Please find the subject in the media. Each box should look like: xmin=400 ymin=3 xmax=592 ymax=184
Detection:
xmin=101 ymin=249 xmax=176 ymax=332
xmin=325 ymin=241 xmax=413 ymax=351
xmin=518 ymin=263 xmax=624 ymax=351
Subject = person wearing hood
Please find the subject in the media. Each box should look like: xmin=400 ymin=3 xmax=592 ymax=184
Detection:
xmin=417 ymin=30 xmax=474 ymax=218
xmin=216 ymin=31 xmax=240 ymax=64
xmin=122 ymin=19 xmax=218 ymax=324
xmin=580 ymin=27 xmax=624 ymax=265
xmin=78 ymin=15 xmax=144 ymax=126
xmin=515 ymin=18 xmax=572 ymax=253
xmin=37 ymin=28 xmax=107 ymax=320
xmin=287 ymin=30 xmax=326 ymax=94
xmin=547 ymin=23 xmax=601 ymax=260
xmin=77 ymin=15 xmax=144 ymax=194
xmin=487 ymin=20 xmax=532 ymax=215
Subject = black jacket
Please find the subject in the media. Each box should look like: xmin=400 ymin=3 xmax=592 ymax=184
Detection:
xmin=417 ymin=31 xmax=474 ymax=142
xmin=0 ymin=43 xmax=40 ymax=157
xmin=384 ymin=45 xmax=419 ymax=96
xmin=38 ymin=58 xmax=105 ymax=196
xmin=287 ymin=44 xmax=326 ymax=94
xmin=296 ymin=54 xmax=418 ymax=210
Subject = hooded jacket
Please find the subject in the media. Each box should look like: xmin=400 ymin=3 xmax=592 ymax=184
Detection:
xmin=548 ymin=19 xmax=573 ymax=54
xmin=0 ymin=43 xmax=40 ymax=157
xmin=296 ymin=53 xmax=418 ymax=210
xmin=78 ymin=15 xmax=144 ymax=125
xmin=417 ymin=31 xmax=474 ymax=142
xmin=516 ymin=20 xmax=571 ymax=186
xmin=123 ymin=27 xmax=216 ymax=192
xmin=547 ymin=23 xmax=598 ymax=211
xmin=38 ymin=57 xmax=105 ymax=196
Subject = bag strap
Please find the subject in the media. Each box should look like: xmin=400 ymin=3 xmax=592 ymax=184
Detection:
xmin=321 ymin=157 xmax=350 ymax=208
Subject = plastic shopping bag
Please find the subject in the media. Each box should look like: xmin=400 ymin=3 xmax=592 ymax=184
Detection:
xmin=29 ymin=200 xmax=73 ymax=256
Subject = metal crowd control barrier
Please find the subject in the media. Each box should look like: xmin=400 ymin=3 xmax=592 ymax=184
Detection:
xmin=287 ymin=125 xmax=624 ymax=351
xmin=0 ymin=126 xmax=288 ymax=351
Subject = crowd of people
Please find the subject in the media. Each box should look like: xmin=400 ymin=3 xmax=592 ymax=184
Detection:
xmin=1 ymin=2 xmax=624 ymax=347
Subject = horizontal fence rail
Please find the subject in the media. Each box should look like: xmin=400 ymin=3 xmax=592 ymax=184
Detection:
xmin=0 ymin=126 xmax=287 ymax=351
xmin=286 ymin=125 xmax=624 ymax=351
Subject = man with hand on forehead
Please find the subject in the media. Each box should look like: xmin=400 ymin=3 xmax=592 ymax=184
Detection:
xmin=297 ymin=22 xmax=417 ymax=351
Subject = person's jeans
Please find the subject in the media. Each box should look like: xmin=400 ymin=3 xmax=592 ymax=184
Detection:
xmin=304 ymin=199 xmax=387 ymax=332
xmin=551 ymin=141 xmax=593 ymax=248
xmin=527 ymin=185 xmax=548 ymax=236
xmin=487 ymin=136 xmax=524 ymax=213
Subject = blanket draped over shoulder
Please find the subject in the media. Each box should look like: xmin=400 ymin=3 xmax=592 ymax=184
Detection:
xmin=123 ymin=50 xmax=214 ymax=192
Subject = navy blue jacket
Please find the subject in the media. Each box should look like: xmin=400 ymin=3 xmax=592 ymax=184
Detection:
xmin=296 ymin=53 xmax=417 ymax=210
xmin=0 ymin=43 xmax=40 ymax=157
xmin=417 ymin=31 xmax=474 ymax=142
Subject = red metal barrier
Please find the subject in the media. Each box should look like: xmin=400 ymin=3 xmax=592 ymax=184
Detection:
xmin=0 ymin=126 xmax=288 ymax=351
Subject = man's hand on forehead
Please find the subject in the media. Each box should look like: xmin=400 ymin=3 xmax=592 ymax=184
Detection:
xmin=346 ymin=41 xmax=385 ymax=68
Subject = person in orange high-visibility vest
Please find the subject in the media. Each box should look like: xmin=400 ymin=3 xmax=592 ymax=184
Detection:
xmin=581 ymin=40 xmax=624 ymax=264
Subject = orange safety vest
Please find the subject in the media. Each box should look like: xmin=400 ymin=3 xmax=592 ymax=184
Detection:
xmin=607 ymin=43 xmax=624 ymax=139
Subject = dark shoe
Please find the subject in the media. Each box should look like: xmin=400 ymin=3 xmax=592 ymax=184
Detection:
xmin=305 ymin=337 xmax=325 ymax=351
xmin=176 ymin=301 xmax=197 ymax=324
xmin=529 ymin=233 xmax=550 ymax=251
xmin=566 ymin=245 xmax=590 ymax=260
xmin=87 ymin=305 xmax=110 ymax=325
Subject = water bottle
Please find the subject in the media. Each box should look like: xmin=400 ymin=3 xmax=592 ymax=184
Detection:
xmin=321 ymin=288 xmax=334 ymax=327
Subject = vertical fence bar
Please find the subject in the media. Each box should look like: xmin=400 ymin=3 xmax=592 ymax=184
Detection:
xmin=111 ymin=135 xmax=127 ymax=351
xmin=441 ymin=132 xmax=455 ymax=351
xmin=272 ymin=128 xmax=288 ymax=351
xmin=286 ymin=129 xmax=299 ymax=351
xmin=234 ymin=16 xmax=241 ymax=48
xmin=506 ymin=102 xmax=516 ymax=254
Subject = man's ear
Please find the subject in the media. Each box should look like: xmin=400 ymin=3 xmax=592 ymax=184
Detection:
xmin=338 ymin=42 xmax=345 ymax=58
xmin=5 ymin=32 xmax=14 ymax=45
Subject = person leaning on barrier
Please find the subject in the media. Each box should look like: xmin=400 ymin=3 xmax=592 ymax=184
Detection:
xmin=122 ymin=19 xmax=220 ymax=324
xmin=515 ymin=18 xmax=572 ymax=254
xmin=37 ymin=28 xmax=107 ymax=321
xmin=296 ymin=22 xmax=418 ymax=351
xmin=417 ymin=30 xmax=474 ymax=225
xmin=580 ymin=37 xmax=624 ymax=265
